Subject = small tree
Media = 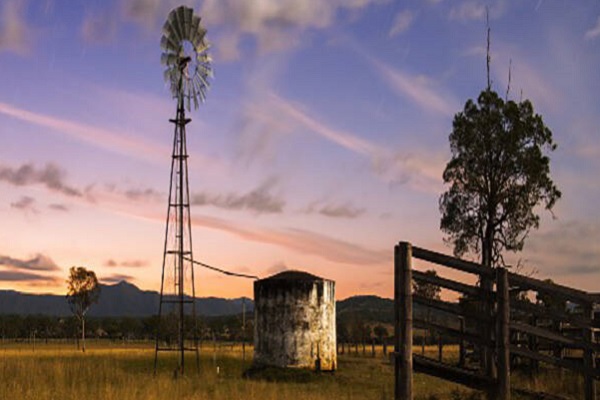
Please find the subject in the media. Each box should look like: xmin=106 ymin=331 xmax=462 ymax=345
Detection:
xmin=439 ymin=89 xmax=561 ymax=268
xmin=373 ymin=324 xmax=389 ymax=355
xmin=412 ymin=269 xmax=442 ymax=300
xmin=66 ymin=267 xmax=100 ymax=352
xmin=413 ymin=269 xmax=441 ymax=350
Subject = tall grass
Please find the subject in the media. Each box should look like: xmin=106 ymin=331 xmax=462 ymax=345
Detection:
xmin=0 ymin=342 xmax=583 ymax=399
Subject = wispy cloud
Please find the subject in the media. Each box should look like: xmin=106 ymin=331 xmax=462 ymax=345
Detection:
xmin=234 ymin=100 xmax=294 ymax=165
xmin=525 ymin=220 xmax=600 ymax=281
xmin=191 ymin=214 xmax=390 ymax=266
xmin=488 ymin=43 xmax=562 ymax=112
xmin=81 ymin=10 xmax=118 ymax=44
xmin=10 ymin=196 xmax=37 ymax=213
xmin=305 ymin=201 xmax=366 ymax=219
xmin=104 ymin=259 xmax=148 ymax=268
xmin=101 ymin=273 xmax=135 ymax=284
xmin=267 ymin=92 xmax=444 ymax=191
xmin=265 ymin=261 xmax=288 ymax=275
xmin=370 ymin=58 xmax=457 ymax=117
xmin=449 ymin=0 xmax=506 ymax=22
xmin=192 ymin=178 xmax=285 ymax=214
xmin=0 ymin=254 xmax=60 ymax=271
xmin=0 ymin=270 xmax=54 ymax=282
xmin=124 ymin=188 xmax=162 ymax=202
xmin=48 ymin=203 xmax=69 ymax=212
xmin=0 ymin=252 xmax=61 ymax=285
xmin=120 ymin=0 xmax=188 ymax=29
xmin=389 ymin=10 xmax=415 ymax=37
xmin=0 ymin=163 xmax=82 ymax=197
xmin=584 ymin=16 xmax=600 ymax=40
xmin=0 ymin=0 xmax=32 ymax=55
xmin=201 ymin=0 xmax=384 ymax=60
xmin=0 ymin=102 xmax=169 ymax=164
xmin=82 ymin=191 xmax=388 ymax=268
xmin=449 ymin=1 xmax=485 ymax=21
xmin=462 ymin=41 xmax=562 ymax=112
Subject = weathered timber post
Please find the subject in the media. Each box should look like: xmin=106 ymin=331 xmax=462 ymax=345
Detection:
xmin=395 ymin=242 xmax=413 ymax=400
xmin=496 ymin=267 xmax=510 ymax=400
xmin=372 ymin=338 xmax=376 ymax=357
xmin=528 ymin=315 xmax=539 ymax=375
xmin=553 ymin=319 xmax=564 ymax=379
xmin=481 ymin=275 xmax=496 ymax=384
xmin=458 ymin=316 xmax=466 ymax=367
xmin=438 ymin=334 xmax=443 ymax=362
xmin=583 ymin=302 xmax=596 ymax=400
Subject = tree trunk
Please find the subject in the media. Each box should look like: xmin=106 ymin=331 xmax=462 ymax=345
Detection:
xmin=482 ymin=225 xmax=493 ymax=269
xmin=81 ymin=317 xmax=86 ymax=353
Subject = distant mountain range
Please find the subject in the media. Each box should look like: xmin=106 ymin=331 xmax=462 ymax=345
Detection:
xmin=0 ymin=281 xmax=253 ymax=317
xmin=0 ymin=281 xmax=430 ymax=322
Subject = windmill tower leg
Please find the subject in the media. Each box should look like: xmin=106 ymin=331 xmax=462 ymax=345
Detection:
xmin=154 ymin=99 xmax=199 ymax=375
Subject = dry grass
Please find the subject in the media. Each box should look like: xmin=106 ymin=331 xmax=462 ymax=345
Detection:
xmin=0 ymin=341 xmax=584 ymax=399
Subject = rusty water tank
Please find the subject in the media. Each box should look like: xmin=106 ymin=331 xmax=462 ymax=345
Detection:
xmin=253 ymin=270 xmax=336 ymax=371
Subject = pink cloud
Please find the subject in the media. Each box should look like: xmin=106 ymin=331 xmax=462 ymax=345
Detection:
xmin=0 ymin=101 xmax=169 ymax=163
xmin=190 ymin=214 xmax=390 ymax=266
xmin=265 ymin=92 xmax=445 ymax=192
xmin=370 ymin=58 xmax=457 ymax=117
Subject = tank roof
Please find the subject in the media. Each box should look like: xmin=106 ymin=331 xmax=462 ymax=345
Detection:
xmin=262 ymin=270 xmax=325 ymax=282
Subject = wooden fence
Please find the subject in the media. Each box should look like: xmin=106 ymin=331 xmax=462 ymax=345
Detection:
xmin=394 ymin=241 xmax=599 ymax=400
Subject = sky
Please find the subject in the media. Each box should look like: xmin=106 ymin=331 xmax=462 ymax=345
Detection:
xmin=0 ymin=0 xmax=599 ymax=300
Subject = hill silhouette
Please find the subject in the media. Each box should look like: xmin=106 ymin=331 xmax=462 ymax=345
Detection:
xmin=0 ymin=281 xmax=252 ymax=317
xmin=0 ymin=282 xmax=438 ymax=323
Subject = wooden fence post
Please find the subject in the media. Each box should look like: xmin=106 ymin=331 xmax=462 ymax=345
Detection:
xmin=583 ymin=303 xmax=596 ymax=400
xmin=481 ymin=275 xmax=497 ymax=383
xmin=528 ymin=315 xmax=539 ymax=375
xmin=496 ymin=267 xmax=510 ymax=400
xmin=395 ymin=242 xmax=413 ymax=400
xmin=458 ymin=316 xmax=466 ymax=367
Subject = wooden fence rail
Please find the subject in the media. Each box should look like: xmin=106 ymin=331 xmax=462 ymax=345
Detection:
xmin=394 ymin=241 xmax=598 ymax=400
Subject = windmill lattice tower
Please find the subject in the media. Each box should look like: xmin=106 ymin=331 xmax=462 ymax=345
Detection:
xmin=154 ymin=5 xmax=212 ymax=375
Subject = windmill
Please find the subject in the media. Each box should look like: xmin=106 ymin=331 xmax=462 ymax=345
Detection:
xmin=154 ymin=5 xmax=212 ymax=375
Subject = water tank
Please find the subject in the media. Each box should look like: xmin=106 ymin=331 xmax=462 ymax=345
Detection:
xmin=253 ymin=270 xmax=336 ymax=371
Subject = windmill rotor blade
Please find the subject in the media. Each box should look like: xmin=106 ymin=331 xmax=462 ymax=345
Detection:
xmin=183 ymin=7 xmax=193 ymax=40
xmin=196 ymin=26 xmax=206 ymax=46
xmin=161 ymin=19 xmax=172 ymax=37
xmin=176 ymin=7 xmax=188 ymax=41
xmin=192 ymin=87 xmax=199 ymax=110
xmin=191 ymin=27 xmax=206 ymax=49
xmin=167 ymin=12 xmax=183 ymax=44
xmin=161 ymin=53 xmax=181 ymax=67
xmin=193 ymin=41 xmax=209 ymax=58
xmin=161 ymin=35 xmax=181 ymax=54
xmin=189 ymin=16 xmax=201 ymax=43
xmin=193 ymin=75 xmax=206 ymax=100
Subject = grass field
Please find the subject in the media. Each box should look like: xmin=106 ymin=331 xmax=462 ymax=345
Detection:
xmin=0 ymin=341 xmax=585 ymax=399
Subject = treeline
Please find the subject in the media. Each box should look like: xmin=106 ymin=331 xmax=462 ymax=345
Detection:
xmin=0 ymin=295 xmax=429 ymax=346
xmin=0 ymin=313 xmax=395 ymax=345
xmin=0 ymin=314 xmax=253 ymax=342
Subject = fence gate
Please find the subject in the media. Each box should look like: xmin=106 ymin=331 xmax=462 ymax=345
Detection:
xmin=393 ymin=241 xmax=599 ymax=400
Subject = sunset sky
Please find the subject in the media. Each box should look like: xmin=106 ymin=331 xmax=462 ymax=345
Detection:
xmin=1 ymin=0 xmax=599 ymax=300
